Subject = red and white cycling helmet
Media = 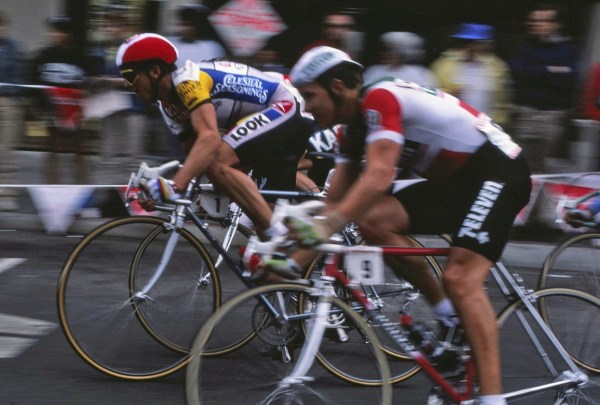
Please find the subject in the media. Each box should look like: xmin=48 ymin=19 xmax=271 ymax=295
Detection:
xmin=290 ymin=46 xmax=363 ymax=87
xmin=116 ymin=33 xmax=178 ymax=68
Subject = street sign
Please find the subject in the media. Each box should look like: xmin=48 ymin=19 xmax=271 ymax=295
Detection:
xmin=208 ymin=0 xmax=286 ymax=57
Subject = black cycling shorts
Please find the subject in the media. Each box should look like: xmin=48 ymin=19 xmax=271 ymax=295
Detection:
xmin=223 ymin=106 xmax=315 ymax=192
xmin=394 ymin=141 xmax=532 ymax=262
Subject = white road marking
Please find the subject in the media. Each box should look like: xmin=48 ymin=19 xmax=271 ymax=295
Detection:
xmin=0 ymin=337 xmax=37 ymax=358
xmin=0 ymin=314 xmax=57 ymax=336
xmin=0 ymin=314 xmax=57 ymax=358
xmin=0 ymin=258 xmax=26 ymax=275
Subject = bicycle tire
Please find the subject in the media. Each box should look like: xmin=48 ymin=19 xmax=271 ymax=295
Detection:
xmin=186 ymin=283 xmax=393 ymax=405
xmin=539 ymin=232 xmax=600 ymax=299
xmin=498 ymin=288 xmax=600 ymax=382
xmin=57 ymin=216 xmax=220 ymax=380
xmin=302 ymin=235 xmax=444 ymax=384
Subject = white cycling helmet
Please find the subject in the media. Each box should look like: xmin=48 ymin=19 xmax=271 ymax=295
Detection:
xmin=290 ymin=46 xmax=363 ymax=87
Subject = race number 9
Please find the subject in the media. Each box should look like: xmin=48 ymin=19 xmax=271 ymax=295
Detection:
xmin=345 ymin=252 xmax=384 ymax=285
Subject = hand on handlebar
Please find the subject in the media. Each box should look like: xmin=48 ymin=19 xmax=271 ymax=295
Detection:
xmin=564 ymin=208 xmax=594 ymax=228
xmin=139 ymin=177 xmax=182 ymax=209
xmin=280 ymin=201 xmax=349 ymax=248
xmin=285 ymin=216 xmax=331 ymax=247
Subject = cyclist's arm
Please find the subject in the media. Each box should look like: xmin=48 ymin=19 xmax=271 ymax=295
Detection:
xmin=297 ymin=153 xmax=313 ymax=171
xmin=325 ymin=160 xmax=359 ymax=206
xmin=331 ymin=139 xmax=401 ymax=221
xmin=172 ymin=102 xmax=221 ymax=191
xmin=296 ymin=171 xmax=319 ymax=192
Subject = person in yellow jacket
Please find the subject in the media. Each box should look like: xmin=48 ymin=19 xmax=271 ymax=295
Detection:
xmin=431 ymin=23 xmax=512 ymax=127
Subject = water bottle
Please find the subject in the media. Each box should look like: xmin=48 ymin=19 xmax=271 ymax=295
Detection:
xmin=401 ymin=314 xmax=459 ymax=372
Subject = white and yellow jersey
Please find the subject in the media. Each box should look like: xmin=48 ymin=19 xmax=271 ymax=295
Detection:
xmin=159 ymin=59 xmax=299 ymax=136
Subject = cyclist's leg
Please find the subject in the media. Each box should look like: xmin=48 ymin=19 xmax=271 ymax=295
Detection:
xmin=396 ymin=144 xmax=531 ymax=399
xmin=205 ymin=143 xmax=273 ymax=235
xmin=358 ymin=196 xmax=452 ymax=320
xmin=443 ymin=248 xmax=501 ymax=394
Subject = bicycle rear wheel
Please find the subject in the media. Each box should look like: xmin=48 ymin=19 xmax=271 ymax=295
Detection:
xmin=57 ymin=216 xmax=220 ymax=380
xmin=186 ymin=283 xmax=392 ymax=405
xmin=497 ymin=287 xmax=600 ymax=398
xmin=539 ymin=233 xmax=600 ymax=298
xmin=303 ymin=235 xmax=443 ymax=384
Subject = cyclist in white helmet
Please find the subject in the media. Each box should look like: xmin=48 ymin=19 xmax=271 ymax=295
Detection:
xmin=287 ymin=46 xmax=532 ymax=405
xmin=115 ymin=33 xmax=315 ymax=239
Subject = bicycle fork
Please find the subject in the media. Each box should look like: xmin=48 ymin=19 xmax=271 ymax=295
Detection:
xmin=279 ymin=280 xmax=336 ymax=387
xmin=132 ymin=208 xmax=187 ymax=303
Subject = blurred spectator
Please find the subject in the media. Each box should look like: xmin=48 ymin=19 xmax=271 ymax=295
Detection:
xmin=0 ymin=10 xmax=25 ymax=209
xmin=301 ymin=11 xmax=363 ymax=62
xmin=30 ymin=16 xmax=94 ymax=182
xmin=363 ymin=31 xmax=438 ymax=88
xmin=430 ymin=23 xmax=511 ymax=127
xmin=87 ymin=10 xmax=142 ymax=165
xmin=251 ymin=35 xmax=288 ymax=74
xmin=0 ymin=11 xmax=24 ymax=163
xmin=508 ymin=2 xmax=581 ymax=173
xmin=579 ymin=61 xmax=600 ymax=121
xmin=31 ymin=16 xmax=92 ymax=89
xmin=166 ymin=4 xmax=227 ymax=65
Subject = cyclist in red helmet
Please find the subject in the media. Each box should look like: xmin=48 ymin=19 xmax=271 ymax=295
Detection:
xmin=116 ymin=33 xmax=315 ymax=239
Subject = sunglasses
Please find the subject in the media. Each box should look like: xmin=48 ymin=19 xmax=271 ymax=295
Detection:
xmin=120 ymin=68 xmax=140 ymax=86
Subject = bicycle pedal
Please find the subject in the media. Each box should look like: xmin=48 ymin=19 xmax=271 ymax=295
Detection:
xmin=279 ymin=345 xmax=292 ymax=363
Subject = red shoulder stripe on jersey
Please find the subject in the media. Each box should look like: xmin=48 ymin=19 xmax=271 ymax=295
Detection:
xmin=458 ymin=99 xmax=481 ymax=117
xmin=362 ymin=87 xmax=403 ymax=134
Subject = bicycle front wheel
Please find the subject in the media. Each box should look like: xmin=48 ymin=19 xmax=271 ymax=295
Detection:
xmin=186 ymin=283 xmax=392 ymax=405
xmin=539 ymin=232 xmax=600 ymax=298
xmin=57 ymin=216 xmax=220 ymax=380
xmin=498 ymin=288 xmax=600 ymax=389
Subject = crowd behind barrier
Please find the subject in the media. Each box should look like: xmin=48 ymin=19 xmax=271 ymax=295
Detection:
xmin=1 ymin=3 xmax=600 ymax=235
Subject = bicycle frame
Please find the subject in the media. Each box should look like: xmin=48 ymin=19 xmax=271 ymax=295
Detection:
xmin=250 ymin=238 xmax=591 ymax=403
xmin=123 ymin=166 xmax=338 ymax=356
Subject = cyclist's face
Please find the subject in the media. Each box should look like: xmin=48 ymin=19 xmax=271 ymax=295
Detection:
xmin=298 ymin=82 xmax=337 ymax=128
xmin=122 ymin=70 xmax=155 ymax=102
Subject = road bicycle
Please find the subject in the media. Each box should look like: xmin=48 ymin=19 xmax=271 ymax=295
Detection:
xmin=542 ymin=185 xmax=600 ymax=296
xmin=56 ymin=160 xmax=325 ymax=380
xmin=186 ymin=200 xmax=600 ymax=404
xmin=56 ymin=160 xmax=443 ymax=383
xmin=539 ymin=188 xmax=600 ymax=375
